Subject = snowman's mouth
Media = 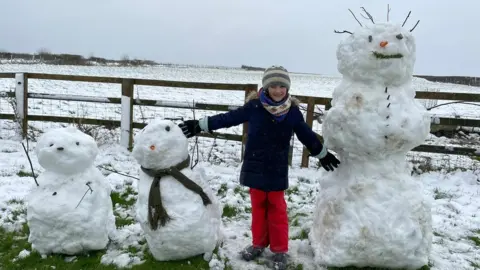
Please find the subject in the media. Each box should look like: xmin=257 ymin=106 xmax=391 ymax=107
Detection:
xmin=373 ymin=51 xmax=403 ymax=59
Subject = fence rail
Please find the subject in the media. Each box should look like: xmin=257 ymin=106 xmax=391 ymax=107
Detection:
xmin=0 ymin=72 xmax=479 ymax=168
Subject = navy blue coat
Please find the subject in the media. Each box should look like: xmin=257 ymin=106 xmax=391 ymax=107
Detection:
xmin=206 ymin=93 xmax=324 ymax=191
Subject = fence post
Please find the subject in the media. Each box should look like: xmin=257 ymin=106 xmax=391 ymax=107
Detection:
xmin=15 ymin=73 xmax=28 ymax=139
xmin=301 ymin=97 xmax=315 ymax=168
xmin=241 ymin=84 xmax=258 ymax=161
xmin=120 ymin=79 xmax=134 ymax=150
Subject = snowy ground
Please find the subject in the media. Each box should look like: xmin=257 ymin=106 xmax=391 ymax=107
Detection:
xmin=0 ymin=64 xmax=479 ymax=269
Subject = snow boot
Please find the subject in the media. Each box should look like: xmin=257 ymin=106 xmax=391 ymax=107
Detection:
xmin=240 ymin=245 xmax=264 ymax=261
xmin=272 ymin=252 xmax=288 ymax=270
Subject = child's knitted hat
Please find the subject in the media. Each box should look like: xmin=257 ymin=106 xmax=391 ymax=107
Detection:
xmin=262 ymin=65 xmax=291 ymax=91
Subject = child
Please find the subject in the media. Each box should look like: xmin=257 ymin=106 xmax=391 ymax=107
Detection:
xmin=178 ymin=65 xmax=340 ymax=269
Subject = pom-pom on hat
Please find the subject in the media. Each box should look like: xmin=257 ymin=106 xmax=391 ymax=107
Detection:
xmin=262 ymin=65 xmax=291 ymax=91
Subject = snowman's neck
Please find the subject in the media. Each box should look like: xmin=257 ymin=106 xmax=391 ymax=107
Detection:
xmin=141 ymin=154 xmax=190 ymax=173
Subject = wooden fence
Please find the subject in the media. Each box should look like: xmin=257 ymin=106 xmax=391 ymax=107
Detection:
xmin=0 ymin=72 xmax=479 ymax=168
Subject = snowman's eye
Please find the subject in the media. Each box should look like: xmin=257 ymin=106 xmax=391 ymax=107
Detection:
xmin=165 ymin=126 xmax=170 ymax=132
xmin=49 ymin=143 xmax=54 ymax=147
xmin=396 ymin=34 xmax=403 ymax=40
xmin=368 ymin=35 xmax=373 ymax=42
xmin=76 ymin=142 xmax=80 ymax=146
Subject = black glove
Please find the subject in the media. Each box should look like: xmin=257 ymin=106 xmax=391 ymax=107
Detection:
xmin=178 ymin=120 xmax=202 ymax=138
xmin=319 ymin=151 xmax=340 ymax=172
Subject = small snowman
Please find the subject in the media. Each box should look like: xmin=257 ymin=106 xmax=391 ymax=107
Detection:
xmin=26 ymin=126 xmax=116 ymax=256
xmin=309 ymin=9 xmax=433 ymax=269
xmin=132 ymin=119 xmax=222 ymax=261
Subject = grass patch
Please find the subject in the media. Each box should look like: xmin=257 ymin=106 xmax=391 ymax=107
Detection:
xmin=111 ymin=186 xmax=137 ymax=207
xmin=7 ymin=199 xmax=24 ymax=205
xmin=16 ymin=170 xmax=36 ymax=178
xmin=433 ymin=188 xmax=454 ymax=200
xmin=222 ymin=204 xmax=240 ymax=218
xmin=233 ymin=186 xmax=248 ymax=199
xmin=469 ymin=260 xmax=480 ymax=268
xmin=286 ymin=186 xmax=300 ymax=196
xmin=110 ymin=186 xmax=137 ymax=227
xmin=217 ymin=183 xmax=228 ymax=196
xmin=291 ymin=229 xmax=308 ymax=240
xmin=114 ymin=213 xmax=135 ymax=228
xmin=467 ymin=235 xmax=480 ymax=246
xmin=0 ymin=225 xmax=214 ymax=269
xmin=289 ymin=212 xmax=308 ymax=227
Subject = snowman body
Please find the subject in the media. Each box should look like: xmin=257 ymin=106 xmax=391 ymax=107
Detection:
xmin=132 ymin=119 xmax=223 ymax=261
xmin=26 ymin=127 xmax=115 ymax=255
xmin=309 ymin=23 xmax=433 ymax=269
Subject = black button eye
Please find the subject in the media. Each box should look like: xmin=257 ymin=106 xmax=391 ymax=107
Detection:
xmin=396 ymin=34 xmax=403 ymax=40
xmin=368 ymin=35 xmax=373 ymax=42
xmin=76 ymin=142 xmax=80 ymax=145
xmin=165 ymin=126 xmax=170 ymax=132
xmin=49 ymin=143 xmax=54 ymax=147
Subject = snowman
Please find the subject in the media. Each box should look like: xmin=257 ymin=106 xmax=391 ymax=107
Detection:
xmin=26 ymin=126 xmax=116 ymax=255
xmin=309 ymin=12 xmax=433 ymax=270
xmin=131 ymin=119 xmax=222 ymax=261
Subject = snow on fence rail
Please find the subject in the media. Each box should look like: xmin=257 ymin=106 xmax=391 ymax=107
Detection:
xmin=0 ymin=72 xmax=479 ymax=168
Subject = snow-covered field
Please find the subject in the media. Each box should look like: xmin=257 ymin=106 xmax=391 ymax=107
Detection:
xmin=0 ymin=64 xmax=479 ymax=270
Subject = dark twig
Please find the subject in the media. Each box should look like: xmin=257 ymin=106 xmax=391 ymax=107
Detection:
xmin=409 ymin=20 xmax=420 ymax=32
xmin=360 ymin=7 xmax=375 ymax=24
xmin=427 ymin=101 xmax=480 ymax=111
xmin=97 ymin=165 xmax=139 ymax=180
xmin=334 ymin=30 xmax=353 ymax=35
xmin=387 ymin=4 xmax=391 ymax=22
xmin=21 ymin=141 xmax=39 ymax=187
xmin=348 ymin=8 xmax=363 ymax=27
xmin=75 ymin=181 xmax=93 ymax=209
xmin=402 ymin=11 xmax=411 ymax=27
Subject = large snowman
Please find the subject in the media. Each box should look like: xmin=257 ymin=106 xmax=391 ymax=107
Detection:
xmin=131 ymin=119 xmax=223 ymax=261
xmin=309 ymin=19 xmax=433 ymax=269
xmin=26 ymin=126 xmax=116 ymax=255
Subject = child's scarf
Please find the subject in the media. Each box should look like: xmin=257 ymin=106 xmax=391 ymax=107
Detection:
xmin=259 ymin=88 xmax=292 ymax=122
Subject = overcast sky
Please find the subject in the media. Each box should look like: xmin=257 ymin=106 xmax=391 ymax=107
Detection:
xmin=1 ymin=0 xmax=478 ymax=76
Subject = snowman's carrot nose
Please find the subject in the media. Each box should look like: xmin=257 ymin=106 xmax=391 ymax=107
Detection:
xmin=150 ymin=145 xmax=156 ymax=150
xmin=380 ymin=41 xmax=388 ymax=47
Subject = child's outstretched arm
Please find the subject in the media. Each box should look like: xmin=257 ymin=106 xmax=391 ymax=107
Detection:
xmin=179 ymin=100 xmax=254 ymax=138
xmin=293 ymin=119 xmax=341 ymax=171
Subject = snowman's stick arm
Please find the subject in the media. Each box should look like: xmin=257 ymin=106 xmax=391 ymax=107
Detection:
xmin=20 ymin=141 xmax=39 ymax=187
xmin=75 ymin=182 xmax=93 ymax=209
xmin=97 ymin=165 xmax=139 ymax=180
xmin=334 ymin=30 xmax=353 ymax=35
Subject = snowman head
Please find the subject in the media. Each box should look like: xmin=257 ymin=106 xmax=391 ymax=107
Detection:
xmin=35 ymin=126 xmax=99 ymax=175
xmin=132 ymin=119 xmax=189 ymax=170
xmin=336 ymin=22 xmax=416 ymax=86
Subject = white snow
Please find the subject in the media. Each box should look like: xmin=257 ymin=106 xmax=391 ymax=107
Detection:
xmin=0 ymin=64 xmax=478 ymax=269
xmin=131 ymin=119 xmax=223 ymax=261
xmin=26 ymin=127 xmax=116 ymax=255
xmin=310 ymin=22 xmax=435 ymax=269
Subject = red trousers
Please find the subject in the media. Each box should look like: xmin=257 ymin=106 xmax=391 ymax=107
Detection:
xmin=249 ymin=188 xmax=289 ymax=253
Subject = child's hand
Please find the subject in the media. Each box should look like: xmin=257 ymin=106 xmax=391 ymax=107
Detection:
xmin=319 ymin=151 xmax=340 ymax=172
xmin=178 ymin=120 xmax=201 ymax=138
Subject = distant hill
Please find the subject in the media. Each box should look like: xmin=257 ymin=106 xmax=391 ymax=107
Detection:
xmin=0 ymin=50 xmax=478 ymax=87
xmin=414 ymin=75 xmax=480 ymax=87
